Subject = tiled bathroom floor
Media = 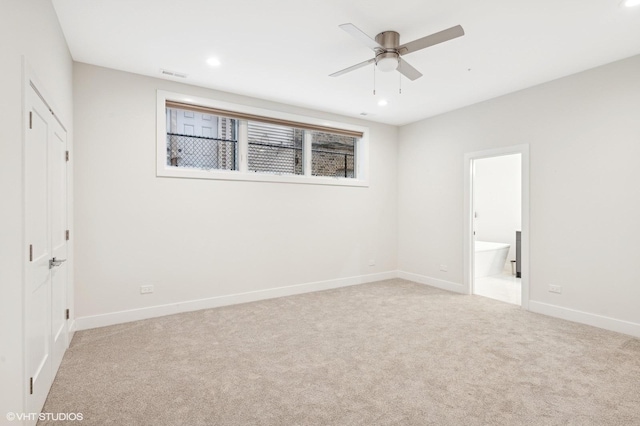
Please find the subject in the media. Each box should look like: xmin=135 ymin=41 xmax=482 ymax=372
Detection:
xmin=474 ymin=272 xmax=521 ymax=305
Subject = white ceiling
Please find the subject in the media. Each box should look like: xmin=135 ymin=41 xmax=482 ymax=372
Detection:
xmin=52 ymin=0 xmax=640 ymax=126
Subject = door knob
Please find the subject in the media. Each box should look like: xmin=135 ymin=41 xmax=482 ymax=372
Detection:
xmin=49 ymin=257 xmax=67 ymax=269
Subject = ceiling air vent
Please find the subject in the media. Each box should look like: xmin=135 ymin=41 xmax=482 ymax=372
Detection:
xmin=160 ymin=69 xmax=188 ymax=78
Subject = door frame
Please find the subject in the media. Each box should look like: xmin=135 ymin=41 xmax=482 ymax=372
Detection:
xmin=463 ymin=144 xmax=530 ymax=309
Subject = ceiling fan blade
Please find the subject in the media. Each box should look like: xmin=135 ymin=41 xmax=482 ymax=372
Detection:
xmin=339 ymin=23 xmax=383 ymax=50
xmin=397 ymin=59 xmax=423 ymax=81
xmin=398 ymin=25 xmax=465 ymax=55
xmin=330 ymin=58 xmax=376 ymax=77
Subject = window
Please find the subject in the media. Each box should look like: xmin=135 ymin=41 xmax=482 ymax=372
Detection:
xmin=248 ymin=122 xmax=303 ymax=175
xmin=157 ymin=91 xmax=369 ymax=186
xmin=311 ymin=131 xmax=356 ymax=178
xmin=166 ymin=107 xmax=238 ymax=170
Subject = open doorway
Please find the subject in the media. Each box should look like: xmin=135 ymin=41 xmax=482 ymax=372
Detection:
xmin=463 ymin=145 xmax=529 ymax=308
xmin=472 ymin=154 xmax=521 ymax=305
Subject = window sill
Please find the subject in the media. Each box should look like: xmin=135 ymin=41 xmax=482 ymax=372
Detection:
xmin=157 ymin=167 xmax=369 ymax=187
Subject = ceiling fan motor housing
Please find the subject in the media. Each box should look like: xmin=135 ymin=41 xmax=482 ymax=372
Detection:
xmin=375 ymin=31 xmax=400 ymax=49
xmin=375 ymin=31 xmax=401 ymax=71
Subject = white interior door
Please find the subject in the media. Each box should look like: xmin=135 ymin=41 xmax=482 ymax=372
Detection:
xmin=25 ymin=87 xmax=53 ymax=414
xmin=25 ymin=84 xmax=68 ymax=415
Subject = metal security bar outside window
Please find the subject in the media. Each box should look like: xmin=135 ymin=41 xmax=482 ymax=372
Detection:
xmin=166 ymin=134 xmax=237 ymax=170
xmin=311 ymin=131 xmax=356 ymax=178
xmin=166 ymin=107 xmax=238 ymax=170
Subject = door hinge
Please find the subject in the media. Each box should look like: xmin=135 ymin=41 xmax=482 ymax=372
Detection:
xmin=66 ymin=230 xmax=70 ymax=240
xmin=29 ymin=111 xmax=32 ymax=129
xmin=66 ymin=309 xmax=70 ymax=320
xmin=65 ymin=151 xmax=69 ymax=162
xmin=30 ymin=377 xmax=33 ymax=395
xmin=29 ymin=244 xmax=33 ymax=262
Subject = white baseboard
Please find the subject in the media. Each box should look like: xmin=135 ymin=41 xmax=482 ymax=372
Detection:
xmin=397 ymin=271 xmax=465 ymax=294
xmin=68 ymin=319 xmax=77 ymax=342
xmin=529 ymin=300 xmax=640 ymax=338
xmin=75 ymin=271 xmax=398 ymax=331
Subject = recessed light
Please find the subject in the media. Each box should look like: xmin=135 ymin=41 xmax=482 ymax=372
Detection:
xmin=206 ymin=57 xmax=221 ymax=67
xmin=622 ymin=0 xmax=640 ymax=7
xmin=378 ymin=99 xmax=388 ymax=107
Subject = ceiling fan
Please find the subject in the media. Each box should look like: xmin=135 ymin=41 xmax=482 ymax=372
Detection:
xmin=330 ymin=23 xmax=465 ymax=81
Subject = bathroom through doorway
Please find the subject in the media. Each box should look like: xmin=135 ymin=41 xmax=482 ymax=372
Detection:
xmin=472 ymin=154 xmax=522 ymax=305
xmin=463 ymin=145 xmax=529 ymax=307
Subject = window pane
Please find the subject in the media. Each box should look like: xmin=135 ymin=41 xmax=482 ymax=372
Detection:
xmin=166 ymin=107 xmax=238 ymax=170
xmin=311 ymin=131 xmax=356 ymax=178
xmin=248 ymin=122 xmax=303 ymax=175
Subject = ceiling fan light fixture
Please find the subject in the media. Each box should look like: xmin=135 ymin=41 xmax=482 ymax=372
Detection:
xmin=376 ymin=52 xmax=399 ymax=72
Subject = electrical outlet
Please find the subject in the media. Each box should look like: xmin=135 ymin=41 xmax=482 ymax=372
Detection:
xmin=368 ymin=259 xmax=376 ymax=266
xmin=140 ymin=285 xmax=154 ymax=294
xmin=549 ymin=284 xmax=562 ymax=294
xmin=439 ymin=264 xmax=448 ymax=272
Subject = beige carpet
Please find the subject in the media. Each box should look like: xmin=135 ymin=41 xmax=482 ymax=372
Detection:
xmin=40 ymin=279 xmax=640 ymax=425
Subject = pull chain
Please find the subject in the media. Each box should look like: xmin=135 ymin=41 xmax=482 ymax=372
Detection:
xmin=373 ymin=64 xmax=376 ymax=96
xmin=399 ymin=71 xmax=402 ymax=94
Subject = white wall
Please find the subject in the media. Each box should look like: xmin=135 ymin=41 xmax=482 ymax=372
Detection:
xmin=0 ymin=0 xmax=73 ymax=419
xmin=474 ymin=154 xmax=521 ymax=266
xmin=73 ymin=63 xmax=398 ymax=322
xmin=398 ymin=54 xmax=640 ymax=329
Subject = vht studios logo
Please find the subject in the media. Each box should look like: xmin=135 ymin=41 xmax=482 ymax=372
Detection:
xmin=6 ymin=412 xmax=84 ymax=422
